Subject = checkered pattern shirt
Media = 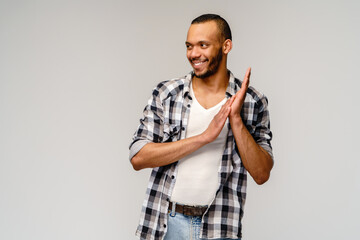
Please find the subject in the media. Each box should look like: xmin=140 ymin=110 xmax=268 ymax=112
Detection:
xmin=129 ymin=71 xmax=273 ymax=240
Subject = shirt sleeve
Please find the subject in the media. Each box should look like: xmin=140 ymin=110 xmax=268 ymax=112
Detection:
xmin=253 ymin=94 xmax=274 ymax=160
xmin=129 ymin=86 xmax=164 ymax=161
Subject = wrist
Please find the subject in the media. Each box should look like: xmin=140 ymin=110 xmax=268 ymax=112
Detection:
xmin=198 ymin=130 xmax=213 ymax=145
xmin=230 ymin=114 xmax=243 ymax=124
xmin=230 ymin=115 xmax=246 ymax=131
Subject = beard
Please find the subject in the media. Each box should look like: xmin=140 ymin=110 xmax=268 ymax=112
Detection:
xmin=194 ymin=47 xmax=223 ymax=79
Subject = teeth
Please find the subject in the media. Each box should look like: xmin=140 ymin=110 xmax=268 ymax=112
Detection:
xmin=194 ymin=62 xmax=204 ymax=66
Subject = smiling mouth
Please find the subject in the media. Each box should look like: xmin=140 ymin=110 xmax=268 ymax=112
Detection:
xmin=191 ymin=59 xmax=208 ymax=68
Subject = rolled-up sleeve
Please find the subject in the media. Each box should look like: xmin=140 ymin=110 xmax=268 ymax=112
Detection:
xmin=129 ymin=87 xmax=164 ymax=161
xmin=253 ymin=94 xmax=273 ymax=160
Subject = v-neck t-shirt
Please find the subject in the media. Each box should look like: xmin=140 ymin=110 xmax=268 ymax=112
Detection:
xmin=170 ymin=82 xmax=228 ymax=206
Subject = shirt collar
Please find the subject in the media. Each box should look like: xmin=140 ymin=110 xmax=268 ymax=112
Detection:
xmin=183 ymin=70 xmax=238 ymax=99
xmin=183 ymin=72 xmax=193 ymax=99
xmin=225 ymin=70 xmax=238 ymax=97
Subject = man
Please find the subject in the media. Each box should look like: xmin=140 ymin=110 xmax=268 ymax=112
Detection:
xmin=129 ymin=14 xmax=273 ymax=240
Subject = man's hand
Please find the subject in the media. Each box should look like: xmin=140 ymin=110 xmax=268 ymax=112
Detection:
xmin=229 ymin=67 xmax=251 ymax=120
xmin=201 ymin=97 xmax=233 ymax=143
xmin=202 ymin=67 xmax=251 ymax=143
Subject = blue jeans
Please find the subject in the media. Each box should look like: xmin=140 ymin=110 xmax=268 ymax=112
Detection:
xmin=164 ymin=209 xmax=241 ymax=240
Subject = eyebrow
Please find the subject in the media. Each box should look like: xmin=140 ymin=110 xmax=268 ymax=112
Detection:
xmin=185 ymin=40 xmax=211 ymax=45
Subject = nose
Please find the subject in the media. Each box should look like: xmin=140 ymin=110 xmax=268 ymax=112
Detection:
xmin=188 ymin=46 xmax=201 ymax=60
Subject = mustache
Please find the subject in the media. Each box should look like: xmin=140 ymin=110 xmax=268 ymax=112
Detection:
xmin=190 ymin=58 xmax=208 ymax=62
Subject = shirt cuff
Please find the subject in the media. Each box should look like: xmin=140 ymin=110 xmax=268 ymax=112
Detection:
xmin=258 ymin=143 xmax=274 ymax=161
xmin=129 ymin=139 xmax=150 ymax=161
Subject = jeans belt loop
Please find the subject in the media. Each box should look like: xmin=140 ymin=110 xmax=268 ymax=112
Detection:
xmin=170 ymin=201 xmax=176 ymax=217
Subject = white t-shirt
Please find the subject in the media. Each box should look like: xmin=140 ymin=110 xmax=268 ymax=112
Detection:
xmin=170 ymin=83 xmax=228 ymax=206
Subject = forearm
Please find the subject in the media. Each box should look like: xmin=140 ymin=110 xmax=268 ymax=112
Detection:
xmin=131 ymin=134 xmax=208 ymax=171
xmin=230 ymin=116 xmax=273 ymax=184
xmin=131 ymin=97 xmax=232 ymax=171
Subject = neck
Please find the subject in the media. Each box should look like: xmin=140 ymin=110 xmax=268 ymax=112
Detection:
xmin=193 ymin=66 xmax=229 ymax=94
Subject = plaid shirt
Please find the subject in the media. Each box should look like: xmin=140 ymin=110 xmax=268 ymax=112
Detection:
xmin=129 ymin=71 xmax=273 ymax=240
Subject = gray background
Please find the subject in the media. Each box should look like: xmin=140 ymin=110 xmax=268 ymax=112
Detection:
xmin=1 ymin=0 xmax=359 ymax=239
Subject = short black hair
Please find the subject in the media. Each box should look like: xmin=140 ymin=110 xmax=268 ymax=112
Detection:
xmin=191 ymin=14 xmax=232 ymax=41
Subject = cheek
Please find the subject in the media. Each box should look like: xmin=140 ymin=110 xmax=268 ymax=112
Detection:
xmin=205 ymin=49 xmax=215 ymax=58
xmin=186 ymin=51 xmax=191 ymax=60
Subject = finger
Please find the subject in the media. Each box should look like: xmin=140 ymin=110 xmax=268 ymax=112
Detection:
xmin=237 ymin=67 xmax=251 ymax=99
xmin=223 ymin=97 xmax=234 ymax=109
xmin=244 ymin=67 xmax=251 ymax=82
xmin=219 ymin=99 xmax=230 ymax=112
xmin=243 ymin=67 xmax=251 ymax=88
xmin=218 ymin=106 xmax=231 ymax=125
xmin=229 ymin=95 xmax=236 ymax=106
xmin=218 ymin=101 xmax=231 ymax=117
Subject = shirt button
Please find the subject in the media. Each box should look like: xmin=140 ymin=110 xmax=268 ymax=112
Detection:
xmin=181 ymin=127 xmax=185 ymax=131
xmin=163 ymin=224 xmax=167 ymax=228
xmin=166 ymin=198 xmax=169 ymax=202
xmin=187 ymin=104 xmax=191 ymax=108
xmin=171 ymin=175 xmax=175 ymax=179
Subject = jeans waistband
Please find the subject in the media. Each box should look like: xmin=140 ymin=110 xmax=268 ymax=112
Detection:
xmin=168 ymin=202 xmax=208 ymax=217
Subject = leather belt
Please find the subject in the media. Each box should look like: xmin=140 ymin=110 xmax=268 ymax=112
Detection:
xmin=168 ymin=202 xmax=208 ymax=216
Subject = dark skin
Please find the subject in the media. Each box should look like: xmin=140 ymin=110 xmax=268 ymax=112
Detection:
xmin=131 ymin=21 xmax=273 ymax=185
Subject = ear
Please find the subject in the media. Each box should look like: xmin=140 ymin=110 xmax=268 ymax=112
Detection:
xmin=223 ymin=39 xmax=232 ymax=54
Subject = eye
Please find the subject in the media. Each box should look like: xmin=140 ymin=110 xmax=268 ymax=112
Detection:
xmin=200 ymin=43 xmax=208 ymax=48
xmin=186 ymin=45 xmax=192 ymax=50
